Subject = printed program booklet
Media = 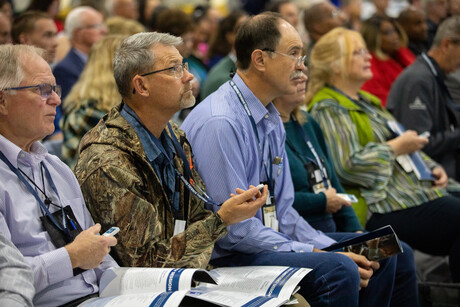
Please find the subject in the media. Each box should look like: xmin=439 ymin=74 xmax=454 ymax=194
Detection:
xmin=78 ymin=266 xmax=311 ymax=307
xmin=323 ymin=225 xmax=403 ymax=261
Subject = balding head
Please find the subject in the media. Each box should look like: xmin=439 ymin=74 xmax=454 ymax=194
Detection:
xmin=304 ymin=2 xmax=346 ymax=43
xmin=65 ymin=6 xmax=107 ymax=54
xmin=398 ymin=6 xmax=428 ymax=42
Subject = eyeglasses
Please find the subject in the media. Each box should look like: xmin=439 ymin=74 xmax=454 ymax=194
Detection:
xmin=3 ymin=83 xmax=61 ymax=99
xmin=352 ymin=48 xmax=370 ymax=57
xmin=79 ymin=23 xmax=106 ymax=30
xmin=140 ymin=62 xmax=189 ymax=79
xmin=262 ymin=49 xmax=306 ymax=67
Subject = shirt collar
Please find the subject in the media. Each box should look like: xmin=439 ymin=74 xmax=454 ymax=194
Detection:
xmin=120 ymin=103 xmax=174 ymax=164
xmin=0 ymin=134 xmax=48 ymax=168
xmin=73 ymin=48 xmax=88 ymax=63
xmin=233 ymin=73 xmax=279 ymax=125
xmin=232 ymin=73 xmax=281 ymax=135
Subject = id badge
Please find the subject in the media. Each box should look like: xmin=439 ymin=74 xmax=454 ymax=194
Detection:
xmin=173 ymin=219 xmax=186 ymax=236
xmin=40 ymin=205 xmax=82 ymax=248
xmin=312 ymin=179 xmax=332 ymax=194
xmin=262 ymin=192 xmax=278 ymax=231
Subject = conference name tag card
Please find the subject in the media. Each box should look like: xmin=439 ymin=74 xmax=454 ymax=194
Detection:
xmin=262 ymin=192 xmax=279 ymax=231
xmin=173 ymin=219 xmax=186 ymax=236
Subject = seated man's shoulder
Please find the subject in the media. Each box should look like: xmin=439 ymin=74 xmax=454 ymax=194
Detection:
xmin=76 ymin=110 xmax=146 ymax=182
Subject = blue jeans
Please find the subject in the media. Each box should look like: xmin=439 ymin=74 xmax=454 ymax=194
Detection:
xmin=211 ymin=232 xmax=418 ymax=307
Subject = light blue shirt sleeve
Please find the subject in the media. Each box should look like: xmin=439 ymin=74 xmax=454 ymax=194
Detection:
xmin=182 ymin=79 xmax=335 ymax=257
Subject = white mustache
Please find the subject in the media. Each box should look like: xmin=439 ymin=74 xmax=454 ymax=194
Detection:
xmin=290 ymin=71 xmax=306 ymax=81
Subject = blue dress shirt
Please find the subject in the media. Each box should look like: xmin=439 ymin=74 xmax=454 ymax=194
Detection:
xmin=0 ymin=134 xmax=118 ymax=307
xmin=181 ymin=73 xmax=335 ymax=260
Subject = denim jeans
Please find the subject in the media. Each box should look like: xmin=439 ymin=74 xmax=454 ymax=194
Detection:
xmin=211 ymin=232 xmax=419 ymax=307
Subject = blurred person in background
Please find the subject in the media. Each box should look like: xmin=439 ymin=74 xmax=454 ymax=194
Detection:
xmin=12 ymin=11 xmax=58 ymax=64
xmin=448 ymin=0 xmax=460 ymax=15
xmin=27 ymin=0 xmax=63 ymax=32
xmin=303 ymin=2 xmax=346 ymax=64
xmin=266 ymin=0 xmax=300 ymax=28
xmin=106 ymin=0 xmax=139 ymax=20
xmin=343 ymin=0 xmax=363 ymax=31
xmin=61 ymin=35 xmax=125 ymax=169
xmin=0 ymin=0 xmax=12 ymax=23
xmin=206 ymin=10 xmax=248 ymax=69
xmin=201 ymin=10 xmax=248 ymax=99
xmin=137 ymin=0 xmax=160 ymax=26
xmin=105 ymin=16 xmax=144 ymax=35
xmin=424 ymin=0 xmax=449 ymax=48
xmin=360 ymin=15 xmax=415 ymax=106
xmin=52 ymin=6 xmax=107 ymax=141
xmin=398 ymin=7 xmax=429 ymax=55
xmin=0 ymin=12 xmax=11 ymax=44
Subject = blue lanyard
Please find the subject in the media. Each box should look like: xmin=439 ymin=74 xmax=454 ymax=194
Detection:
xmin=122 ymin=105 xmax=219 ymax=206
xmin=0 ymin=151 xmax=69 ymax=235
xmin=289 ymin=115 xmax=329 ymax=188
xmin=230 ymin=80 xmax=275 ymax=194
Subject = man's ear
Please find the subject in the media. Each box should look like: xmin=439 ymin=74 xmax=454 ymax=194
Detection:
xmin=132 ymin=76 xmax=149 ymax=97
xmin=251 ymin=49 xmax=266 ymax=72
xmin=0 ymin=90 xmax=9 ymax=116
xmin=440 ymin=37 xmax=456 ymax=53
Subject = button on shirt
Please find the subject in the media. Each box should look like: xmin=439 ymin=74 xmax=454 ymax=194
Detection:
xmin=0 ymin=134 xmax=118 ymax=307
xmin=181 ymin=73 xmax=335 ymax=259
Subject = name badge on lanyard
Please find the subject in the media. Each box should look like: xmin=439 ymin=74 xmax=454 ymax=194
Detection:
xmin=262 ymin=186 xmax=278 ymax=231
xmin=173 ymin=219 xmax=186 ymax=236
xmin=306 ymin=160 xmax=331 ymax=194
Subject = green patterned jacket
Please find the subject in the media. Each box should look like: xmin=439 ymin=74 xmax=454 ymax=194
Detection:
xmin=75 ymin=103 xmax=226 ymax=269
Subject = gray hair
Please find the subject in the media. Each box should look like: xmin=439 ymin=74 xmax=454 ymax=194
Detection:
xmin=0 ymin=45 xmax=45 ymax=92
xmin=432 ymin=16 xmax=460 ymax=47
xmin=113 ymin=32 xmax=182 ymax=99
xmin=65 ymin=6 xmax=96 ymax=40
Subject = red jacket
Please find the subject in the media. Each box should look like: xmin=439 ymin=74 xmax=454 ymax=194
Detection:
xmin=361 ymin=47 xmax=415 ymax=107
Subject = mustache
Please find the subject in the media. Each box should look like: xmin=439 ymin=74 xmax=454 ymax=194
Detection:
xmin=290 ymin=71 xmax=306 ymax=81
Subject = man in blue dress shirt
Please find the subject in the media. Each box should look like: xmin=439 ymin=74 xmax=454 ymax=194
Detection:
xmin=182 ymin=12 xmax=419 ymax=306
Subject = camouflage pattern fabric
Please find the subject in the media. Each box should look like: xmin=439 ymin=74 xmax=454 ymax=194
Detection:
xmin=75 ymin=103 xmax=227 ymax=269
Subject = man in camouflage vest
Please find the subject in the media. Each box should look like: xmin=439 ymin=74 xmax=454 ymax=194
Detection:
xmin=75 ymin=32 xmax=267 ymax=269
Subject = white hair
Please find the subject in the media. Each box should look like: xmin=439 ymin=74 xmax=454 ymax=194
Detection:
xmin=65 ymin=6 xmax=98 ymax=39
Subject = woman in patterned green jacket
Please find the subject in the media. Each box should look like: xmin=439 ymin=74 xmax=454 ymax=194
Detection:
xmin=306 ymin=27 xmax=460 ymax=282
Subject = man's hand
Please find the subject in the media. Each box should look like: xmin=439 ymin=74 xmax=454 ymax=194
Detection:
xmin=337 ymin=252 xmax=379 ymax=290
xmin=217 ymin=185 xmax=268 ymax=226
xmin=387 ymin=130 xmax=428 ymax=156
xmin=65 ymin=224 xmax=117 ymax=270
xmin=324 ymin=188 xmax=351 ymax=214
xmin=432 ymin=166 xmax=448 ymax=188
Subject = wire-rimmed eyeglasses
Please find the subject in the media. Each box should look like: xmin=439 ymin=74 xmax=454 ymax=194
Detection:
xmin=262 ymin=48 xmax=307 ymax=67
xmin=141 ymin=62 xmax=189 ymax=79
xmin=3 ymin=83 xmax=61 ymax=99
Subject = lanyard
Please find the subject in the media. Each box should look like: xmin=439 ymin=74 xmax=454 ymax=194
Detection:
xmin=421 ymin=53 xmax=460 ymax=112
xmin=230 ymin=80 xmax=275 ymax=194
xmin=121 ymin=105 xmax=219 ymax=207
xmin=289 ymin=114 xmax=329 ymax=188
xmin=0 ymin=151 xmax=69 ymax=235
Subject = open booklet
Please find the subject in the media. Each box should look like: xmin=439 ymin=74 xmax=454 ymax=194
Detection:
xmin=79 ymin=266 xmax=311 ymax=307
xmin=323 ymin=225 xmax=403 ymax=261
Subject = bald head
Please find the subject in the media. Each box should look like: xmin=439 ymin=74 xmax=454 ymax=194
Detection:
xmin=304 ymin=2 xmax=346 ymax=43
xmin=398 ymin=7 xmax=428 ymax=42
